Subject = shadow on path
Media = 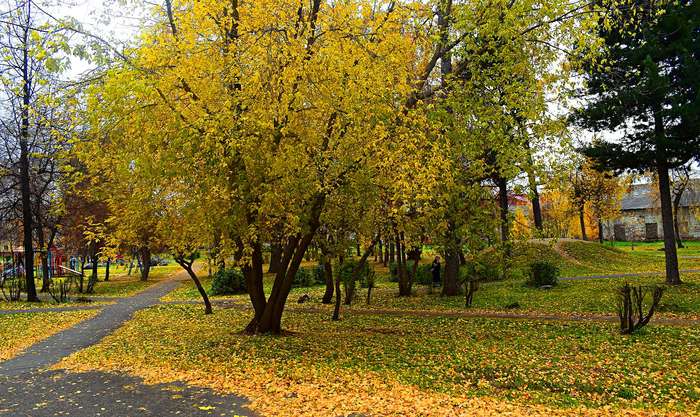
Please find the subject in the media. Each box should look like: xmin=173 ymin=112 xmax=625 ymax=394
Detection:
xmin=0 ymin=370 xmax=253 ymax=417
xmin=0 ymin=270 xmax=256 ymax=416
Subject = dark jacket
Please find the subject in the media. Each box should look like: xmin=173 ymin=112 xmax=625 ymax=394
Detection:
xmin=431 ymin=260 xmax=441 ymax=283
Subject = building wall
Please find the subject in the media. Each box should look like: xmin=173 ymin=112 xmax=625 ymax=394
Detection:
xmin=605 ymin=207 xmax=700 ymax=241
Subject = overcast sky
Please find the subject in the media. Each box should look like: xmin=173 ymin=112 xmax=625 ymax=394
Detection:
xmin=51 ymin=0 xmax=145 ymax=75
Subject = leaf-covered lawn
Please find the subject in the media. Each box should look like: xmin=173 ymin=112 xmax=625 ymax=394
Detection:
xmin=0 ymin=310 xmax=98 ymax=361
xmin=0 ymin=300 xmax=111 ymax=310
xmin=58 ymin=305 xmax=700 ymax=416
xmin=81 ymin=264 xmax=181 ymax=298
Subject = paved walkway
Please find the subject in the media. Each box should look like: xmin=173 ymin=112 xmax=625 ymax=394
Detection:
xmin=0 ymin=270 xmax=256 ymax=417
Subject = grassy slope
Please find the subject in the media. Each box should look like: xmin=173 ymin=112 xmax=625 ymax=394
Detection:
xmin=512 ymin=240 xmax=700 ymax=277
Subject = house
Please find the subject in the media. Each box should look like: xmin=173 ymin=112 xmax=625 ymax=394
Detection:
xmin=605 ymin=183 xmax=700 ymax=241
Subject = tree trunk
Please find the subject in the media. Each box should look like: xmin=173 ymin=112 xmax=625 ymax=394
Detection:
xmin=598 ymin=219 xmax=604 ymax=244
xmin=250 ymin=195 xmax=325 ymax=334
xmin=211 ymin=229 xmax=225 ymax=272
xmin=442 ymin=250 xmax=460 ymax=296
xmin=86 ymin=247 xmax=99 ymax=294
xmin=528 ymin=173 xmax=543 ymax=230
xmin=579 ymin=206 xmax=588 ymax=241
xmin=389 ymin=241 xmax=395 ymax=263
xmin=19 ymin=2 xmax=37 ymax=301
xmin=497 ymin=176 xmax=509 ymax=244
xmin=442 ymin=220 xmax=460 ymax=296
xmin=657 ymin=162 xmax=681 ymax=285
xmin=127 ymin=256 xmax=134 ymax=276
xmin=139 ymin=247 xmax=151 ymax=281
xmin=37 ymin=221 xmax=49 ymax=293
xmin=241 ymin=240 xmax=266 ymax=333
xmin=321 ymin=257 xmax=333 ymax=304
xmin=256 ymin=232 xmax=316 ymax=333
xmin=268 ymin=243 xmax=282 ymax=273
xmin=383 ymin=240 xmax=389 ymax=265
xmin=332 ymin=257 xmax=343 ymax=321
xmin=79 ymin=255 xmax=85 ymax=293
xmin=176 ymin=257 xmax=212 ymax=315
xmin=104 ymin=258 xmax=111 ymax=281
xmin=395 ymin=233 xmax=410 ymax=296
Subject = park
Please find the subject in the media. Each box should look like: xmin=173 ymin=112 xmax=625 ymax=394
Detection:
xmin=0 ymin=0 xmax=699 ymax=416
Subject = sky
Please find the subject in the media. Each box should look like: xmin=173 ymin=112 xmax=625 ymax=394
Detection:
xmin=50 ymin=0 xmax=145 ymax=75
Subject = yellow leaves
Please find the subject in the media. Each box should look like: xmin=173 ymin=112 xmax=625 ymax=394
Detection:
xmin=56 ymin=304 xmax=697 ymax=417
xmin=0 ymin=310 xmax=98 ymax=362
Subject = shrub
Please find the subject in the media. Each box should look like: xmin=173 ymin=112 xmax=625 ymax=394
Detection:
xmin=527 ymin=261 xmax=559 ymax=287
xmin=312 ymin=264 xmax=326 ymax=284
xmin=337 ymin=260 xmax=374 ymax=304
xmin=293 ymin=267 xmax=322 ymax=288
xmin=461 ymin=253 xmax=503 ymax=283
xmin=617 ymin=284 xmax=664 ymax=334
xmin=390 ymin=261 xmax=432 ymax=284
xmin=210 ymin=268 xmax=246 ymax=295
xmin=366 ymin=269 xmax=376 ymax=304
xmin=388 ymin=262 xmax=399 ymax=282
xmin=412 ymin=264 xmax=434 ymax=285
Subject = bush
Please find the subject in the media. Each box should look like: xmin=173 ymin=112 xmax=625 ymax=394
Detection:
xmin=388 ymin=262 xmax=399 ymax=282
xmin=293 ymin=267 xmax=322 ymax=288
xmin=527 ymin=261 xmax=559 ymax=287
xmin=313 ymin=264 xmax=326 ymax=284
xmin=390 ymin=261 xmax=433 ymax=284
xmin=462 ymin=259 xmax=502 ymax=283
xmin=413 ymin=264 xmax=434 ymax=285
xmin=617 ymin=284 xmax=664 ymax=334
xmin=210 ymin=268 xmax=247 ymax=295
xmin=337 ymin=260 xmax=374 ymax=304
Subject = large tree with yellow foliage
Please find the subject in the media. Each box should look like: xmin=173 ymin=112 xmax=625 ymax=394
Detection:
xmin=75 ymin=0 xmax=602 ymax=334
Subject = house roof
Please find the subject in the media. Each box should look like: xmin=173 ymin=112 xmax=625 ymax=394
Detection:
xmin=621 ymin=183 xmax=700 ymax=211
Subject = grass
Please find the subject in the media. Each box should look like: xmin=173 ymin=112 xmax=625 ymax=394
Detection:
xmin=166 ymin=242 xmax=700 ymax=319
xmin=73 ymin=264 xmax=181 ymax=298
xmin=0 ymin=264 xmax=181 ymax=307
xmin=57 ymin=304 xmax=700 ymax=416
xmin=0 ymin=300 xmax=111 ymax=310
xmin=0 ymin=310 xmax=99 ymax=361
xmin=512 ymin=240 xmax=700 ymax=277
xmin=608 ymin=240 xmax=700 ymax=258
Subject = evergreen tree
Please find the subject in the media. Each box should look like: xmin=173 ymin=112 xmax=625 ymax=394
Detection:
xmin=576 ymin=0 xmax=700 ymax=285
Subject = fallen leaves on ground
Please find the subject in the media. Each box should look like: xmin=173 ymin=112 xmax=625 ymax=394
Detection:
xmin=0 ymin=310 xmax=99 ymax=361
xmin=57 ymin=305 xmax=699 ymax=416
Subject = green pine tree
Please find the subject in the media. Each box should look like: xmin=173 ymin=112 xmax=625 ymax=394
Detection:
xmin=575 ymin=0 xmax=700 ymax=285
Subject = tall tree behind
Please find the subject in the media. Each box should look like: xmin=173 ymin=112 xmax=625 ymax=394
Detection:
xmin=0 ymin=0 xmax=70 ymax=300
xmin=576 ymin=0 xmax=700 ymax=285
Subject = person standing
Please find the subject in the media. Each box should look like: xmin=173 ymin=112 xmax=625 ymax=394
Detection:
xmin=431 ymin=256 xmax=441 ymax=287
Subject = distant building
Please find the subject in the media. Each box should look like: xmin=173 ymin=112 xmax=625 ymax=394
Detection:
xmin=605 ymin=183 xmax=700 ymax=241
